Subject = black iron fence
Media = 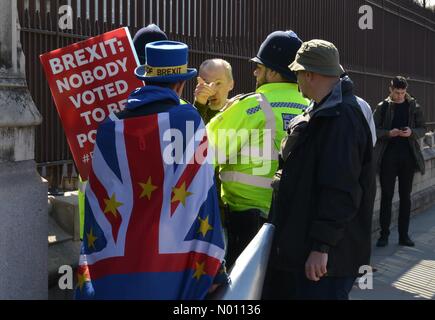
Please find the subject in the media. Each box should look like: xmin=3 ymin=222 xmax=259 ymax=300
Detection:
xmin=18 ymin=0 xmax=435 ymax=191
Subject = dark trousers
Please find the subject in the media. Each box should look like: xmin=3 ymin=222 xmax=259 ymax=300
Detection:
xmin=225 ymin=208 xmax=266 ymax=268
xmin=262 ymin=267 xmax=356 ymax=300
xmin=379 ymin=144 xmax=416 ymax=238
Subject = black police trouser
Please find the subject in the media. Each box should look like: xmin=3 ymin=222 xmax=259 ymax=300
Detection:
xmin=379 ymin=144 xmax=416 ymax=238
xmin=225 ymin=208 xmax=266 ymax=269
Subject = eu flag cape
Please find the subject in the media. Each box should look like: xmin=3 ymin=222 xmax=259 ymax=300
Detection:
xmin=75 ymin=89 xmax=225 ymax=299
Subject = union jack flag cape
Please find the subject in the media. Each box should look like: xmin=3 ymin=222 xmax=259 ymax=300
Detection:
xmin=75 ymin=87 xmax=226 ymax=299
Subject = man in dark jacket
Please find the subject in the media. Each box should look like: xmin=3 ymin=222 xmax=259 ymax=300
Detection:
xmin=373 ymin=76 xmax=426 ymax=247
xmin=262 ymin=40 xmax=376 ymax=300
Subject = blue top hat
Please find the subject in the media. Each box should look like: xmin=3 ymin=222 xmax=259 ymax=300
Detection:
xmin=134 ymin=41 xmax=197 ymax=83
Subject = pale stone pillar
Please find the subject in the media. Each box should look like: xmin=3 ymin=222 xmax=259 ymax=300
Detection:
xmin=0 ymin=0 xmax=47 ymax=299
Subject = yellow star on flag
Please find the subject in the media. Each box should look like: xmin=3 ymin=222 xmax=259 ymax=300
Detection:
xmin=77 ymin=272 xmax=90 ymax=292
xmin=139 ymin=177 xmax=158 ymax=200
xmin=192 ymin=262 xmax=207 ymax=280
xmin=198 ymin=216 xmax=213 ymax=238
xmin=86 ymin=228 xmax=98 ymax=250
xmin=104 ymin=193 xmax=123 ymax=217
xmin=171 ymin=182 xmax=193 ymax=206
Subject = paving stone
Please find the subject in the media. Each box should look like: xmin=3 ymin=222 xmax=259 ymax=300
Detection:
xmin=351 ymin=204 xmax=435 ymax=300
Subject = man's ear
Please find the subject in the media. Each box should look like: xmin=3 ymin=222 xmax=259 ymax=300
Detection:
xmin=266 ymin=68 xmax=279 ymax=82
xmin=305 ymin=71 xmax=314 ymax=83
xmin=264 ymin=67 xmax=270 ymax=78
xmin=174 ymin=81 xmax=186 ymax=97
xmin=229 ymin=80 xmax=234 ymax=92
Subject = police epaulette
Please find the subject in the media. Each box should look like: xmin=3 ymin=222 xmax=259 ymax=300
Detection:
xmin=237 ymin=92 xmax=255 ymax=101
xmin=180 ymin=98 xmax=191 ymax=105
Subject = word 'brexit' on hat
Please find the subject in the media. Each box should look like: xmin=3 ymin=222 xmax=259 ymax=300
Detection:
xmin=134 ymin=41 xmax=197 ymax=83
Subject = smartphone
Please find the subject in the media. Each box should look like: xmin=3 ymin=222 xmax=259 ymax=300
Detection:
xmin=400 ymin=127 xmax=407 ymax=131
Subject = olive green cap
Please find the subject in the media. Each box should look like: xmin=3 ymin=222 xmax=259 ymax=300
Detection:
xmin=289 ymin=39 xmax=345 ymax=77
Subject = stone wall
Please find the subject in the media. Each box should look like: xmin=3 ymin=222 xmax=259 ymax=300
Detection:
xmin=371 ymin=131 xmax=435 ymax=235
xmin=0 ymin=0 xmax=47 ymax=299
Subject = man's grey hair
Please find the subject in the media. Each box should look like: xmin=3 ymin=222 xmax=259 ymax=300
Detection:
xmin=199 ymin=58 xmax=233 ymax=81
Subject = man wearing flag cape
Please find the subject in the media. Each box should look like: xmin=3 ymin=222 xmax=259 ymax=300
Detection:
xmin=75 ymin=40 xmax=228 ymax=300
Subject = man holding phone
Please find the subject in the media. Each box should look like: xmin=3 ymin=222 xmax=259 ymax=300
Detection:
xmin=373 ymin=76 xmax=426 ymax=247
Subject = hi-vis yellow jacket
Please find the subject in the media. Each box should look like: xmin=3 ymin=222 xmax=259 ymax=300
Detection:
xmin=206 ymin=82 xmax=309 ymax=216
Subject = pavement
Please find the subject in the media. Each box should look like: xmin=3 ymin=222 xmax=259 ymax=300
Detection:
xmin=351 ymin=204 xmax=435 ymax=300
xmin=48 ymin=204 xmax=435 ymax=300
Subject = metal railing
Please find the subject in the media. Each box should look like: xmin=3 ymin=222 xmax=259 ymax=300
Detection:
xmin=18 ymin=0 xmax=435 ymax=190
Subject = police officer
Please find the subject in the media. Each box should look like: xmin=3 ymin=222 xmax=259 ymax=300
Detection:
xmin=206 ymin=31 xmax=309 ymax=267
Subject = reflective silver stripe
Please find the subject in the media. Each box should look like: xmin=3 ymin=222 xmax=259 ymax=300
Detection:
xmin=220 ymin=171 xmax=273 ymax=189
xmin=240 ymin=146 xmax=275 ymax=161
xmin=109 ymin=112 xmax=119 ymax=121
xmin=255 ymin=94 xmax=279 ymax=159
xmin=79 ymin=180 xmax=88 ymax=194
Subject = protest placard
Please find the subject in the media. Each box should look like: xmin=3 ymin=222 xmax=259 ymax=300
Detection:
xmin=40 ymin=27 xmax=143 ymax=180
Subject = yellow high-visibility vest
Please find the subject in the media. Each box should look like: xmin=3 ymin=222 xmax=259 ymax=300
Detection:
xmin=207 ymin=82 xmax=309 ymax=217
xmin=78 ymin=176 xmax=87 ymax=240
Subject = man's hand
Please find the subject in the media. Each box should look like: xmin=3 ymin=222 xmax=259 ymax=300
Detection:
xmin=389 ymin=128 xmax=402 ymax=138
xmin=399 ymin=127 xmax=412 ymax=138
xmin=194 ymin=77 xmax=217 ymax=105
xmin=305 ymin=251 xmax=328 ymax=281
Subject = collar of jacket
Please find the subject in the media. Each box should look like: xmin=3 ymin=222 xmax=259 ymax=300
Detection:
xmin=385 ymin=93 xmax=416 ymax=106
xmin=126 ymin=85 xmax=180 ymax=110
xmin=256 ymin=82 xmax=299 ymax=94
xmin=305 ymin=76 xmax=354 ymax=118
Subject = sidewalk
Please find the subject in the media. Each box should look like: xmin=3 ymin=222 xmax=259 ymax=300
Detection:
xmin=351 ymin=204 xmax=435 ymax=300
